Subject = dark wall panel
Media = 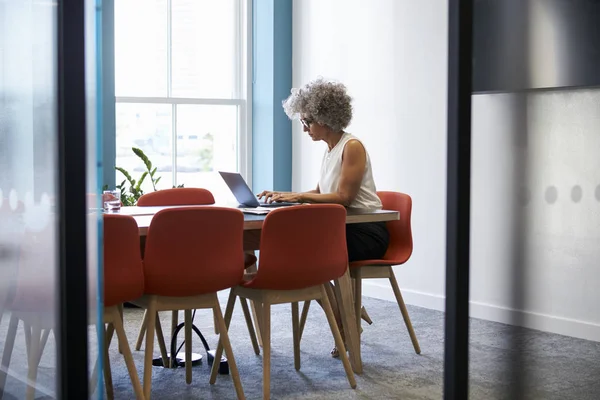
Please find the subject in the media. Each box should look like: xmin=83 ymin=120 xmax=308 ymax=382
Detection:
xmin=473 ymin=0 xmax=600 ymax=93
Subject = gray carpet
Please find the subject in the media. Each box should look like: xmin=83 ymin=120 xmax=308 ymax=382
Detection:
xmin=1 ymin=293 xmax=599 ymax=399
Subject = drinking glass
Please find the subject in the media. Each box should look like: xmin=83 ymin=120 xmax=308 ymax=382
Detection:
xmin=103 ymin=190 xmax=121 ymax=212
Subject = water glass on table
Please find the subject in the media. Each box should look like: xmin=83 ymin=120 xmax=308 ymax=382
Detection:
xmin=103 ymin=190 xmax=121 ymax=212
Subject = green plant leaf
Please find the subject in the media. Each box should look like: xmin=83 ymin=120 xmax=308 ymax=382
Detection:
xmin=116 ymin=167 xmax=135 ymax=187
xmin=135 ymin=171 xmax=148 ymax=191
xmin=150 ymin=167 xmax=157 ymax=177
xmin=154 ymin=176 xmax=162 ymax=186
xmin=132 ymin=147 xmax=152 ymax=172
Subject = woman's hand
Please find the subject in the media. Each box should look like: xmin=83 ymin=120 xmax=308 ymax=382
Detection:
xmin=257 ymin=190 xmax=303 ymax=203
xmin=257 ymin=190 xmax=285 ymax=203
xmin=269 ymin=192 xmax=304 ymax=203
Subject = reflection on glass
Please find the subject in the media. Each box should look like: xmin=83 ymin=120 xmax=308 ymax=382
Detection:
xmin=176 ymin=105 xmax=238 ymax=200
xmin=0 ymin=0 xmax=59 ymax=397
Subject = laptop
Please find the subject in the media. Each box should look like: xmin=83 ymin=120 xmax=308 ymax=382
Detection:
xmin=218 ymin=171 xmax=299 ymax=208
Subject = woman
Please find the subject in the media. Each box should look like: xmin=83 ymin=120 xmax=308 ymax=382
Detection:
xmin=258 ymin=77 xmax=389 ymax=355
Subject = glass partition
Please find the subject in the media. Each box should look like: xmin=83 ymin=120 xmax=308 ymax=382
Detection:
xmin=0 ymin=1 xmax=61 ymax=397
xmin=0 ymin=0 xmax=101 ymax=398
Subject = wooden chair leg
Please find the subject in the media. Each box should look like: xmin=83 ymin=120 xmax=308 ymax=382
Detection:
xmin=324 ymin=281 xmax=345 ymax=345
xmin=135 ymin=310 xmax=148 ymax=351
xmin=389 ymin=271 xmax=421 ymax=354
xmin=320 ymin=285 xmax=357 ymax=389
xmin=332 ymin=270 xmax=363 ymax=374
xmin=171 ymin=311 xmax=178 ymax=337
xmin=354 ymin=269 xmax=362 ymax=336
xmin=106 ymin=323 xmax=115 ymax=347
xmin=324 ymin=283 xmax=342 ymax=327
xmin=213 ymin=308 xmax=220 ymax=335
xmin=239 ymin=297 xmax=260 ymax=355
xmin=89 ymin=323 xmax=109 ymax=398
xmin=24 ymin=324 xmax=43 ymax=400
xmin=154 ymin=315 xmax=169 ymax=368
xmin=261 ymin=302 xmax=271 ymax=400
xmin=250 ymin=301 xmax=264 ymax=347
xmin=291 ymin=302 xmax=300 ymax=371
xmin=168 ymin=310 xmax=179 ymax=368
xmin=222 ymin=290 xmax=237 ymax=330
xmin=210 ymin=290 xmax=238 ymax=384
xmin=111 ymin=307 xmax=144 ymax=399
xmin=117 ymin=304 xmax=124 ymax=354
xmin=245 ymin=264 xmax=263 ymax=347
xmin=298 ymin=300 xmax=310 ymax=342
xmin=36 ymin=329 xmax=50 ymax=367
xmin=209 ymin=295 xmax=246 ymax=399
xmin=0 ymin=315 xmax=19 ymax=397
xmin=103 ymin=324 xmax=114 ymax=400
xmin=143 ymin=298 xmax=157 ymax=399
xmin=23 ymin=321 xmax=32 ymax=361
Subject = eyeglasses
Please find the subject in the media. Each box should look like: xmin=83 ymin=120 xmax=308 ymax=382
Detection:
xmin=300 ymin=118 xmax=313 ymax=129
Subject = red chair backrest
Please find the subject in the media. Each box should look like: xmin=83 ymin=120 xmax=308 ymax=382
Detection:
xmin=7 ymin=225 xmax=55 ymax=312
xmin=378 ymin=191 xmax=413 ymax=264
xmin=143 ymin=207 xmax=245 ymax=297
xmin=137 ymin=188 xmax=214 ymax=206
xmin=103 ymin=214 xmax=144 ymax=307
xmin=245 ymin=204 xmax=348 ymax=290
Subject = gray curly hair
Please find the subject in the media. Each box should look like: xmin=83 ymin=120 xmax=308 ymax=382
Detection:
xmin=282 ymin=77 xmax=353 ymax=132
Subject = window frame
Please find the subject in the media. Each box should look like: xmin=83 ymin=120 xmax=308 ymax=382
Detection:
xmin=114 ymin=0 xmax=253 ymax=188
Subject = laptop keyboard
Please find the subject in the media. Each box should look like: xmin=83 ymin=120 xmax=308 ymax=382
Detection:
xmin=258 ymin=201 xmax=297 ymax=207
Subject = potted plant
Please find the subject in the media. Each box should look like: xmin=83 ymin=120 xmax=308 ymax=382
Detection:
xmin=103 ymin=147 xmax=183 ymax=205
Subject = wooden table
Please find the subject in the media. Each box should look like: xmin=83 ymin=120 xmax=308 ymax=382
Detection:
xmin=117 ymin=203 xmax=399 ymax=374
xmin=119 ymin=204 xmax=398 ymax=235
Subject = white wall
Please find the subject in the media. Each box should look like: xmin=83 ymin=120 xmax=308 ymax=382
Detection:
xmin=470 ymin=91 xmax=600 ymax=341
xmin=292 ymin=0 xmax=449 ymax=307
xmin=292 ymin=0 xmax=600 ymax=341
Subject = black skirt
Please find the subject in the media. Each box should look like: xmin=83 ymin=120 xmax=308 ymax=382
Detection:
xmin=345 ymin=221 xmax=390 ymax=262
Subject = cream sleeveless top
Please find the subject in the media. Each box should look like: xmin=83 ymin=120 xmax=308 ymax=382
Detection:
xmin=318 ymin=132 xmax=382 ymax=210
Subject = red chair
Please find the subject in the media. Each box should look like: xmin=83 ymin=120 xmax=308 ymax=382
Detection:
xmin=209 ymin=205 xmax=356 ymax=400
xmin=133 ymin=188 xmax=256 ymax=349
xmin=137 ymin=188 xmax=258 ymax=267
xmin=136 ymin=188 xmax=256 ymax=267
xmin=131 ymin=207 xmax=246 ymax=399
xmin=350 ymin=191 xmax=420 ymax=354
xmin=95 ymin=214 xmax=145 ymax=399
xmin=136 ymin=187 xmax=214 ymax=206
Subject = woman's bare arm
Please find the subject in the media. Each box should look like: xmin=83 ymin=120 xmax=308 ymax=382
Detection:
xmin=271 ymin=140 xmax=365 ymax=206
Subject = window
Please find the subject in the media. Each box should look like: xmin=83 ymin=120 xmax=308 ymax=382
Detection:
xmin=114 ymin=0 xmax=251 ymax=201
